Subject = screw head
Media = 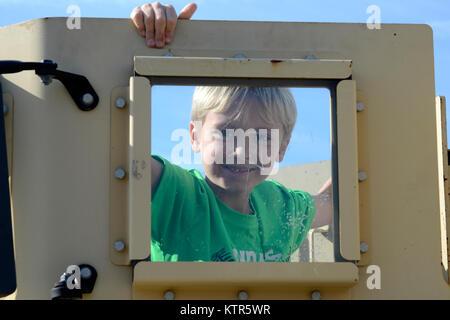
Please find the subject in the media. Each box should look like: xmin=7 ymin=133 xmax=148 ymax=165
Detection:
xmin=238 ymin=290 xmax=249 ymax=300
xmin=113 ymin=240 xmax=126 ymax=252
xmin=114 ymin=168 xmax=126 ymax=180
xmin=40 ymin=75 xmax=53 ymax=86
xmin=311 ymin=290 xmax=321 ymax=300
xmin=164 ymin=290 xmax=175 ymax=300
xmin=360 ymin=242 xmax=369 ymax=253
xmin=357 ymin=102 xmax=365 ymax=112
xmin=80 ymin=267 xmax=92 ymax=279
xmin=358 ymin=171 xmax=367 ymax=182
xmin=3 ymin=104 xmax=9 ymax=115
xmin=233 ymin=53 xmax=247 ymax=59
xmin=115 ymin=97 xmax=127 ymax=109
xmin=82 ymin=93 xmax=94 ymax=106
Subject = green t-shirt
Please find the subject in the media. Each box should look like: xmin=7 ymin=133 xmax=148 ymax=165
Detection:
xmin=151 ymin=154 xmax=316 ymax=262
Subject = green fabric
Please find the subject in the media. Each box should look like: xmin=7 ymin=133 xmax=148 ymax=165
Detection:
xmin=151 ymin=154 xmax=316 ymax=262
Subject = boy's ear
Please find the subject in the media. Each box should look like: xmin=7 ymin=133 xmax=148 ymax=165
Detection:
xmin=278 ymin=134 xmax=291 ymax=162
xmin=190 ymin=121 xmax=201 ymax=153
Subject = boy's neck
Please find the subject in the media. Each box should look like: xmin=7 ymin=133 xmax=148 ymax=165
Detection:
xmin=205 ymin=178 xmax=253 ymax=215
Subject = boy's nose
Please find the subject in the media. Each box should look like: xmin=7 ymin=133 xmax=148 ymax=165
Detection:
xmin=235 ymin=144 xmax=244 ymax=154
xmin=232 ymin=141 xmax=257 ymax=165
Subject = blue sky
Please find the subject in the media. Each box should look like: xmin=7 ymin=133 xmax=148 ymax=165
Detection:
xmin=0 ymin=0 xmax=449 ymax=174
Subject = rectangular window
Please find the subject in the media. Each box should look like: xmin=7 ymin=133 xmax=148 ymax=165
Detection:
xmin=115 ymin=57 xmax=359 ymax=292
xmin=151 ymin=85 xmax=334 ymax=262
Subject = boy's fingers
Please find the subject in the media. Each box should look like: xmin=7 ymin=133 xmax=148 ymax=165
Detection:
xmin=164 ymin=4 xmax=177 ymax=44
xmin=130 ymin=7 xmax=146 ymax=37
xmin=141 ymin=3 xmax=156 ymax=47
xmin=151 ymin=2 xmax=166 ymax=48
xmin=178 ymin=2 xmax=197 ymax=20
xmin=131 ymin=2 xmax=197 ymax=48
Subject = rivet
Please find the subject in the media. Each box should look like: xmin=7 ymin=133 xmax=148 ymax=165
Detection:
xmin=115 ymin=97 xmax=127 ymax=109
xmin=357 ymin=102 xmax=365 ymax=112
xmin=82 ymin=93 xmax=94 ymax=106
xmin=238 ymin=290 xmax=248 ymax=300
xmin=3 ymin=104 xmax=8 ymax=115
xmin=40 ymin=75 xmax=53 ymax=86
xmin=164 ymin=290 xmax=175 ymax=300
xmin=358 ymin=171 xmax=367 ymax=182
xmin=113 ymin=240 xmax=126 ymax=252
xmin=114 ymin=168 xmax=126 ymax=180
xmin=311 ymin=290 xmax=321 ymax=300
xmin=80 ymin=267 xmax=92 ymax=279
xmin=39 ymin=60 xmax=53 ymax=85
xmin=360 ymin=242 xmax=369 ymax=253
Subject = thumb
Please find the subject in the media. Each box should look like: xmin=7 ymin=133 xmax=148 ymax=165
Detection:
xmin=178 ymin=2 xmax=197 ymax=20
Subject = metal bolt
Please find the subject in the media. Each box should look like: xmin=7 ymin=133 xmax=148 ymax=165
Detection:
xmin=233 ymin=53 xmax=247 ymax=59
xmin=82 ymin=93 xmax=94 ymax=106
xmin=39 ymin=60 xmax=54 ymax=85
xmin=40 ymin=75 xmax=53 ymax=86
xmin=113 ymin=240 xmax=126 ymax=252
xmin=114 ymin=168 xmax=126 ymax=180
xmin=3 ymin=104 xmax=8 ymax=115
xmin=115 ymin=97 xmax=127 ymax=109
xmin=357 ymin=102 xmax=365 ymax=112
xmin=238 ymin=290 xmax=249 ymax=300
xmin=80 ymin=267 xmax=92 ymax=279
xmin=305 ymin=54 xmax=317 ymax=60
xmin=358 ymin=171 xmax=367 ymax=182
xmin=360 ymin=242 xmax=369 ymax=253
xmin=164 ymin=290 xmax=175 ymax=300
xmin=311 ymin=290 xmax=321 ymax=300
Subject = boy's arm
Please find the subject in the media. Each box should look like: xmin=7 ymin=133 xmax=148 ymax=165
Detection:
xmin=311 ymin=178 xmax=332 ymax=229
xmin=151 ymin=157 xmax=163 ymax=191
xmin=132 ymin=1 xmax=196 ymax=191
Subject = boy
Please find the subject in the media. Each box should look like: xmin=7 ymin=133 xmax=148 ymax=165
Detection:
xmin=131 ymin=3 xmax=332 ymax=262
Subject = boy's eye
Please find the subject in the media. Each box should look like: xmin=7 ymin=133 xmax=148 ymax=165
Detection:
xmin=258 ymin=133 xmax=271 ymax=141
xmin=219 ymin=129 xmax=271 ymax=141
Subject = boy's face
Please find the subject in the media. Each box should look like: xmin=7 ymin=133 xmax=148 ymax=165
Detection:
xmin=189 ymin=101 xmax=290 ymax=194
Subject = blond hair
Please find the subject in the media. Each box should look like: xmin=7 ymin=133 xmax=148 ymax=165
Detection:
xmin=191 ymin=87 xmax=297 ymax=142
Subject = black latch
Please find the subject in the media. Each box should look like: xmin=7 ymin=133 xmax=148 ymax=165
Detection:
xmin=50 ymin=264 xmax=98 ymax=300
xmin=0 ymin=60 xmax=99 ymax=111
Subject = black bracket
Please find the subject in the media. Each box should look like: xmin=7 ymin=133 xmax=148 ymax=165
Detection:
xmin=0 ymin=60 xmax=99 ymax=111
xmin=50 ymin=264 xmax=98 ymax=300
xmin=0 ymin=81 xmax=16 ymax=298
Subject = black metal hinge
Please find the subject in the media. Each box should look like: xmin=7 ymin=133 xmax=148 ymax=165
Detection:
xmin=0 ymin=60 xmax=99 ymax=111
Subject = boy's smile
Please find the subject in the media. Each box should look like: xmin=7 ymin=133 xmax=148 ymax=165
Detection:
xmin=190 ymin=100 xmax=291 ymax=202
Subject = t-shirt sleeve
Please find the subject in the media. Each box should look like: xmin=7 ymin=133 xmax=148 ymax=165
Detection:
xmin=150 ymin=154 xmax=197 ymax=243
xmin=290 ymin=189 xmax=316 ymax=251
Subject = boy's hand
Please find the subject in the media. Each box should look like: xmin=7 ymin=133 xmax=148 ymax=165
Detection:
xmin=130 ymin=2 xmax=197 ymax=48
xmin=311 ymin=178 xmax=332 ymax=229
